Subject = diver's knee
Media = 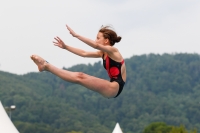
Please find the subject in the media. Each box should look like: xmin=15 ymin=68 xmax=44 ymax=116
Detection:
xmin=75 ymin=72 xmax=85 ymax=83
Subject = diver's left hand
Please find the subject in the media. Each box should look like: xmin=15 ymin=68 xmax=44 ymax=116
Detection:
xmin=53 ymin=36 xmax=66 ymax=49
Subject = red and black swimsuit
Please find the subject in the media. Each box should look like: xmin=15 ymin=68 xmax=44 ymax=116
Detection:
xmin=102 ymin=54 xmax=125 ymax=98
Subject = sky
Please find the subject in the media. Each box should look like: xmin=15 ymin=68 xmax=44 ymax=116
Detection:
xmin=0 ymin=0 xmax=200 ymax=75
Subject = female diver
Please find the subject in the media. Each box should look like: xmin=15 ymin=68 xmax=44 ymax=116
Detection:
xmin=31 ymin=24 xmax=126 ymax=98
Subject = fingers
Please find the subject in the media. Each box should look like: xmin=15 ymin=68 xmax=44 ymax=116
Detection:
xmin=53 ymin=30 xmax=66 ymax=47
xmin=65 ymin=24 xmax=78 ymax=37
xmin=66 ymin=24 xmax=70 ymax=29
xmin=52 ymin=41 xmax=58 ymax=45
xmin=66 ymin=24 xmax=73 ymax=32
xmin=57 ymin=36 xmax=62 ymax=41
xmin=52 ymin=41 xmax=58 ymax=44
xmin=53 ymin=36 xmax=65 ymax=48
xmin=54 ymin=37 xmax=59 ymax=42
xmin=53 ymin=40 xmax=60 ymax=47
xmin=54 ymin=36 xmax=63 ymax=43
xmin=54 ymin=37 xmax=60 ymax=41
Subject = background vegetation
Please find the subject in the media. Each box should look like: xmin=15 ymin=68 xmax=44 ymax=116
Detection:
xmin=0 ymin=53 xmax=200 ymax=133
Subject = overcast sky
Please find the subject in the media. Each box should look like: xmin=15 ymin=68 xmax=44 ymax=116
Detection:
xmin=0 ymin=0 xmax=200 ymax=75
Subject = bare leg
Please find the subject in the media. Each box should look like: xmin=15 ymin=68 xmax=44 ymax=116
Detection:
xmin=30 ymin=55 xmax=119 ymax=98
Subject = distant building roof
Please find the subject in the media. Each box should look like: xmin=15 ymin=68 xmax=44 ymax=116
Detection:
xmin=112 ymin=123 xmax=123 ymax=133
xmin=0 ymin=101 xmax=19 ymax=133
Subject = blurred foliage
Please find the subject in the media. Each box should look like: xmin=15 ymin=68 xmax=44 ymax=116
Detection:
xmin=1 ymin=53 xmax=200 ymax=133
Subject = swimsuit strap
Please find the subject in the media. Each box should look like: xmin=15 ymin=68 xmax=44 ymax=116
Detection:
xmin=103 ymin=54 xmax=124 ymax=64
xmin=102 ymin=53 xmax=105 ymax=59
xmin=121 ymin=60 xmax=124 ymax=65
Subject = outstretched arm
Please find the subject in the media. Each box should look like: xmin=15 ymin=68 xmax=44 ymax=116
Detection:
xmin=66 ymin=25 xmax=118 ymax=56
xmin=53 ymin=36 xmax=102 ymax=58
xmin=66 ymin=25 xmax=97 ymax=48
xmin=66 ymin=25 xmax=117 ymax=54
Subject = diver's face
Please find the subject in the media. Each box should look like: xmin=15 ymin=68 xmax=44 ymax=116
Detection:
xmin=95 ymin=32 xmax=109 ymax=45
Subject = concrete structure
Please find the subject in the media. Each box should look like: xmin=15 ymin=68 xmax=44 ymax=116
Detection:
xmin=112 ymin=123 xmax=123 ymax=133
xmin=0 ymin=101 xmax=19 ymax=133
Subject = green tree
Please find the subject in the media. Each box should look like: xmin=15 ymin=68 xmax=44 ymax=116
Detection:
xmin=143 ymin=122 xmax=172 ymax=133
xmin=169 ymin=125 xmax=197 ymax=133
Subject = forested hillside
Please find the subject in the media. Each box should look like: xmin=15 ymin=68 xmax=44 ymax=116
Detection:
xmin=0 ymin=53 xmax=200 ymax=133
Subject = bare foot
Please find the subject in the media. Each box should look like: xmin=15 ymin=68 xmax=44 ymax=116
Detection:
xmin=30 ymin=55 xmax=48 ymax=72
